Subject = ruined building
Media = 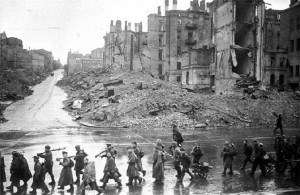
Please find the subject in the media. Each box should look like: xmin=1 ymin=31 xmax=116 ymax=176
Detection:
xmin=103 ymin=20 xmax=149 ymax=72
xmin=280 ymin=0 xmax=300 ymax=90
xmin=207 ymin=0 xmax=265 ymax=94
xmin=262 ymin=9 xmax=287 ymax=90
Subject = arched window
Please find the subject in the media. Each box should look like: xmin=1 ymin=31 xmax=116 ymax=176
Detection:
xmin=270 ymin=74 xmax=275 ymax=86
xmin=186 ymin=71 xmax=189 ymax=85
xmin=177 ymin=62 xmax=181 ymax=70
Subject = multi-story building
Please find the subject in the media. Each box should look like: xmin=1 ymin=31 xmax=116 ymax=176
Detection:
xmin=280 ymin=0 xmax=300 ymax=90
xmin=207 ymin=0 xmax=266 ymax=94
xmin=67 ymin=51 xmax=84 ymax=74
xmin=262 ymin=9 xmax=287 ymax=90
xmin=32 ymin=49 xmax=54 ymax=71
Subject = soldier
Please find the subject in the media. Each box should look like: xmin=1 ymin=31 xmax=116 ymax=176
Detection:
xmin=178 ymin=151 xmax=194 ymax=182
xmin=101 ymin=152 xmax=122 ymax=189
xmin=126 ymin=147 xmax=142 ymax=186
xmin=6 ymin=151 xmax=22 ymax=193
xmin=81 ymin=157 xmax=103 ymax=195
xmin=284 ymin=138 xmax=294 ymax=171
xmin=57 ymin=151 xmax=74 ymax=192
xmin=190 ymin=142 xmax=204 ymax=164
xmin=241 ymin=140 xmax=253 ymax=170
xmin=29 ymin=156 xmax=50 ymax=194
xmin=170 ymin=141 xmax=183 ymax=179
xmin=0 ymin=151 xmax=6 ymax=193
xmin=173 ymin=124 xmax=184 ymax=146
xmin=152 ymin=146 xmax=165 ymax=184
xmin=74 ymin=145 xmax=88 ymax=184
xmin=132 ymin=142 xmax=146 ymax=177
xmin=37 ymin=145 xmax=55 ymax=185
xmin=19 ymin=153 xmax=32 ymax=188
xmin=273 ymin=114 xmax=283 ymax=136
xmin=250 ymin=141 xmax=266 ymax=176
xmin=222 ymin=141 xmax=234 ymax=176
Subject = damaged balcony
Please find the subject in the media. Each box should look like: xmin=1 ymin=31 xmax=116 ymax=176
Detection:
xmin=185 ymin=38 xmax=197 ymax=46
xmin=185 ymin=23 xmax=198 ymax=30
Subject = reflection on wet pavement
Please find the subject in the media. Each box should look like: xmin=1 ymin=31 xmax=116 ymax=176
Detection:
xmin=0 ymin=126 xmax=300 ymax=195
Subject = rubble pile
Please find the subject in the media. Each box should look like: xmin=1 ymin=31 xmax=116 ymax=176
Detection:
xmin=0 ymin=68 xmax=49 ymax=123
xmin=57 ymin=69 xmax=300 ymax=130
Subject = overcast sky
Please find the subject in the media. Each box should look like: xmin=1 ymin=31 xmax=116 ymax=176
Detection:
xmin=0 ymin=0 xmax=290 ymax=64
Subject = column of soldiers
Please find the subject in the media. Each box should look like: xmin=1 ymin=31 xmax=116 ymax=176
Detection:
xmin=0 ymin=123 xmax=299 ymax=195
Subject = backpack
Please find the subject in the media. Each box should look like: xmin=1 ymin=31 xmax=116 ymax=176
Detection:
xmin=69 ymin=158 xmax=74 ymax=168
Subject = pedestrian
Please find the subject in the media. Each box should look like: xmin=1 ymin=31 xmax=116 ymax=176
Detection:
xmin=29 ymin=156 xmax=50 ymax=195
xmin=222 ymin=141 xmax=234 ymax=176
xmin=152 ymin=146 xmax=165 ymax=183
xmin=126 ymin=147 xmax=142 ymax=186
xmin=250 ymin=141 xmax=266 ymax=176
xmin=170 ymin=141 xmax=183 ymax=179
xmin=241 ymin=140 xmax=253 ymax=170
xmin=74 ymin=145 xmax=88 ymax=184
xmin=6 ymin=151 xmax=22 ymax=194
xmin=178 ymin=151 xmax=194 ymax=182
xmin=274 ymin=114 xmax=283 ymax=136
xmin=57 ymin=151 xmax=74 ymax=192
xmin=156 ymin=139 xmax=166 ymax=169
xmin=19 ymin=153 xmax=32 ymax=188
xmin=190 ymin=142 xmax=204 ymax=164
xmin=81 ymin=157 xmax=103 ymax=195
xmin=37 ymin=145 xmax=56 ymax=185
xmin=132 ymin=141 xmax=146 ymax=177
xmin=101 ymin=152 xmax=122 ymax=189
xmin=0 ymin=151 xmax=6 ymax=193
xmin=173 ymin=124 xmax=184 ymax=146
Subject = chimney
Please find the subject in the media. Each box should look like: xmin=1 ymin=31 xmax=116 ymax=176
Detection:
xmin=158 ymin=6 xmax=161 ymax=16
xmin=128 ymin=23 xmax=131 ymax=31
xmin=125 ymin=21 xmax=128 ymax=31
xmin=139 ymin=22 xmax=143 ymax=32
xmin=135 ymin=23 xmax=138 ymax=32
xmin=200 ymin=0 xmax=205 ymax=11
xmin=116 ymin=20 xmax=122 ymax=31
xmin=110 ymin=20 xmax=114 ymax=32
xmin=165 ymin=0 xmax=169 ymax=12
xmin=173 ymin=0 xmax=177 ymax=10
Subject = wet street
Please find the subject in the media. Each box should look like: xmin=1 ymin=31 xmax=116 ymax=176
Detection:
xmin=0 ymin=70 xmax=300 ymax=195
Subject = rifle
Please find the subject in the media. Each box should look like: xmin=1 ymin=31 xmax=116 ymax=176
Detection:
xmin=37 ymin=147 xmax=66 ymax=155
xmin=56 ymin=156 xmax=75 ymax=161
xmin=95 ymin=146 xmax=116 ymax=158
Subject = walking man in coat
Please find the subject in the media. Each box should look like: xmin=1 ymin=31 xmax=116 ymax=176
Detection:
xmin=132 ymin=142 xmax=146 ymax=177
xmin=37 ymin=145 xmax=55 ymax=185
xmin=274 ymin=114 xmax=283 ymax=136
xmin=6 ymin=151 xmax=22 ymax=193
xmin=173 ymin=124 xmax=184 ymax=146
xmin=222 ymin=141 xmax=234 ymax=176
xmin=0 ymin=151 xmax=6 ymax=193
xmin=19 ymin=153 xmax=32 ymax=188
xmin=81 ymin=157 xmax=103 ymax=194
xmin=250 ymin=140 xmax=266 ymax=176
xmin=170 ymin=142 xmax=183 ymax=179
xmin=29 ymin=156 xmax=50 ymax=194
xmin=101 ymin=152 xmax=122 ymax=189
xmin=152 ymin=146 xmax=165 ymax=183
xmin=178 ymin=152 xmax=194 ymax=182
xmin=57 ymin=151 xmax=74 ymax=192
xmin=126 ymin=147 xmax=142 ymax=186
xmin=241 ymin=140 xmax=253 ymax=170
xmin=74 ymin=145 xmax=88 ymax=184
xmin=191 ymin=142 xmax=204 ymax=164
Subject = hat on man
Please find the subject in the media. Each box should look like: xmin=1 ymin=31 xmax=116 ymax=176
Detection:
xmin=33 ymin=156 xmax=39 ymax=160
xmin=62 ymin=151 xmax=68 ymax=154
xmin=45 ymin=145 xmax=51 ymax=150
xmin=75 ymin=145 xmax=80 ymax=149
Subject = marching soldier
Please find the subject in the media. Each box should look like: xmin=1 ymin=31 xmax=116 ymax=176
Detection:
xmin=222 ymin=141 xmax=234 ymax=176
xmin=274 ymin=114 xmax=283 ymax=136
xmin=132 ymin=142 xmax=146 ymax=177
xmin=57 ymin=151 xmax=74 ymax=192
xmin=250 ymin=141 xmax=266 ymax=176
xmin=0 ymin=151 xmax=6 ymax=193
xmin=6 ymin=151 xmax=22 ymax=194
xmin=190 ymin=142 xmax=204 ymax=164
xmin=81 ymin=157 xmax=103 ymax=194
xmin=74 ymin=145 xmax=88 ymax=184
xmin=19 ymin=153 xmax=32 ymax=188
xmin=152 ymin=146 xmax=165 ymax=184
xmin=37 ymin=145 xmax=56 ymax=185
xmin=173 ymin=124 xmax=184 ymax=146
xmin=170 ymin=142 xmax=183 ymax=179
xmin=178 ymin=151 xmax=194 ymax=182
xmin=101 ymin=152 xmax=122 ymax=189
xmin=29 ymin=156 xmax=50 ymax=194
xmin=241 ymin=140 xmax=253 ymax=170
xmin=126 ymin=147 xmax=142 ymax=186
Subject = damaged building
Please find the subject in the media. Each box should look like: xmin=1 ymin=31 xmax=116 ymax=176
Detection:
xmin=208 ymin=0 xmax=265 ymax=94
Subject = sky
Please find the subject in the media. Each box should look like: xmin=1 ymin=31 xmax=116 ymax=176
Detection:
xmin=0 ymin=0 xmax=290 ymax=64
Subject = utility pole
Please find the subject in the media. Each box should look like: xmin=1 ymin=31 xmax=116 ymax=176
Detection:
xmin=0 ymin=35 xmax=3 ymax=76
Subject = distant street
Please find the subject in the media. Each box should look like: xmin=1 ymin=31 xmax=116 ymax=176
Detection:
xmin=0 ymin=71 xmax=300 ymax=195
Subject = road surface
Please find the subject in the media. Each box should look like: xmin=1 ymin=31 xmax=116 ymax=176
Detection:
xmin=0 ymin=70 xmax=299 ymax=195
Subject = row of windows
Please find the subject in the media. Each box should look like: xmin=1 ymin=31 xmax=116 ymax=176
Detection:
xmin=290 ymin=38 xmax=300 ymax=52
xmin=289 ymin=65 xmax=300 ymax=77
xmin=270 ymin=57 xmax=285 ymax=67
xmin=270 ymin=74 xmax=285 ymax=86
xmin=290 ymin=17 xmax=300 ymax=32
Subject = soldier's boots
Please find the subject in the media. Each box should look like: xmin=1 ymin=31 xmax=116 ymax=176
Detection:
xmin=43 ymin=188 xmax=50 ymax=194
xmin=142 ymin=170 xmax=146 ymax=177
xmin=67 ymin=185 xmax=74 ymax=192
xmin=29 ymin=189 xmax=37 ymax=194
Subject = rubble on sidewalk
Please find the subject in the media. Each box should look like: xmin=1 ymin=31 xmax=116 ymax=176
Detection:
xmin=57 ymin=69 xmax=300 ymax=130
